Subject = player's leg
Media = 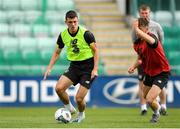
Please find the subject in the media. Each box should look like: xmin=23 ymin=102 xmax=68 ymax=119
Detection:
xmin=71 ymin=72 xmax=93 ymax=123
xmin=70 ymin=85 xmax=88 ymax=123
xmin=137 ymin=66 xmax=147 ymax=115
xmin=159 ymin=87 xmax=167 ymax=115
xmin=146 ymin=84 xmax=161 ymax=123
xmin=55 ymin=75 xmax=76 ymax=114
xmin=143 ymin=74 xmax=161 ymax=123
xmin=139 ymin=80 xmax=147 ymax=115
xmin=156 ymin=72 xmax=170 ymax=116
xmin=76 ymin=85 xmax=88 ymax=112
xmin=74 ymin=85 xmax=88 ymax=122
xmin=148 ymin=72 xmax=170 ymax=122
xmin=71 ymin=58 xmax=94 ymax=123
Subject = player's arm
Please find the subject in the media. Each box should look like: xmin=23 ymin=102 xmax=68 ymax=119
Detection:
xmin=44 ymin=34 xmax=64 ymax=80
xmin=156 ymin=23 xmax=164 ymax=43
xmin=133 ymin=20 xmax=156 ymax=45
xmin=84 ymin=31 xmax=99 ymax=79
xmin=90 ymin=42 xmax=99 ymax=79
xmin=159 ymin=28 xmax=164 ymax=43
xmin=135 ymin=28 xmax=156 ymax=45
xmin=136 ymin=28 xmax=159 ymax=48
xmin=44 ymin=47 xmax=62 ymax=80
xmin=131 ymin=20 xmax=139 ymax=42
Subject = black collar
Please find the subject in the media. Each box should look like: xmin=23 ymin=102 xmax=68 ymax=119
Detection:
xmin=68 ymin=26 xmax=79 ymax=37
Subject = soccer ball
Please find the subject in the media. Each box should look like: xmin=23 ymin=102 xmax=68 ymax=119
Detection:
xmin=54 ymin=108 xmax=71 ymax=124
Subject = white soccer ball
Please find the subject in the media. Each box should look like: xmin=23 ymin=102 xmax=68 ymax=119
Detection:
xmin=54 ymin=108 xmax=71 ymax=123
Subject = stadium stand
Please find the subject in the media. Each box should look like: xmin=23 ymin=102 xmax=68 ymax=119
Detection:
xmin=1 ymin=0 xmax=21 ymax=10
xmin=0 ymin=23 xmax=9 ymax=36
xmin=24 ymin=10 xmax=42 ymax=24
xmin=163 ymin=26 xmax=180 ymax=38
xmin=10 ymin=23 xmax=32 ymax=37
xmin=0 ymin=37 xmax=21 ymax=65
xmin=20 ymin=0 xmax=41 ymax=10
xmin=154 ymin=11 xmax=172 ymax=27
xmin=0 ymin=0 xmax=106 ymax=76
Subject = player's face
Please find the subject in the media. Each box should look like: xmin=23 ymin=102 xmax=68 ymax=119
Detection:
xmin=65 ymin=17 xmax=78 ymax=34
xmin=139 ymin=9 xmax=150 ymax=19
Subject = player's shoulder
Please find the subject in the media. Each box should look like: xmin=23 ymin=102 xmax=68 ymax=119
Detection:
xmin=149 ymin=20 xmax=162 ymax=27
xmin=78 ymin=26 xmax=91 ymax=36
xmin=60 ymin=28 xmax=68 ymax=36
xmin=79 ymin=25 xmax=88 ymax=31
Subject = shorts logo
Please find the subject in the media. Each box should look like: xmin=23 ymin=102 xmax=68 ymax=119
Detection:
xmin=158 ymin=80 xmax=162 ymax=83
xmin=85 ymin=81 xmax=90 ymax=84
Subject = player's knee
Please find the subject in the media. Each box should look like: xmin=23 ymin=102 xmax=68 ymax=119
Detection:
xmin=55 ymin=85 xmax=65 ymax=94
xmin=146 ymin=97 xmax=153 ymax=105
xmin=75 ymin=96 xmax=83 ymax=104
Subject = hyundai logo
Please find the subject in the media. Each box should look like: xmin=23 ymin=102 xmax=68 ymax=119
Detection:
xmin=103 ymin=78 xmax=139 ymax=104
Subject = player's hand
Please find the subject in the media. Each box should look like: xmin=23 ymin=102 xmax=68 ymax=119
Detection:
xmin=91 ymin=69 xmax=98 ymax=80
xmin=128 ymin=67 xmax=135 ymax=74
xmin=43 ymin=69 xmax=51 ymax=80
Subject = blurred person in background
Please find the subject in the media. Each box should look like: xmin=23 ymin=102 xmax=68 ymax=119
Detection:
xmin=131 ymin=4 xmax=167 ymax=116
xmin=44 ymin=10 xmax=99 ymax=123
xmin=128 ymin=18 xmax=170 ymax=123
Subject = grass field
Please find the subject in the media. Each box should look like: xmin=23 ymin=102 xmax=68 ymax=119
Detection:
xmin=0 ymin=107 xmax=180 ymax=128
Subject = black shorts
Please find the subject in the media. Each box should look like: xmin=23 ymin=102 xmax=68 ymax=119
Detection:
xmin=63 ymin=58 xmax=94 ymax=89
xmin=143 ymin=72 xmax=170 ymax=89
xmin=137 ymin=65 xmax=145 ymax=81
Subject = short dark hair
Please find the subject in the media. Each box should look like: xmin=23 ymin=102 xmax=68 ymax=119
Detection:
xmin=65 ymin=10 xmax=78 ymax=20
xmin=138 ymin=18 xmax=149 ymax=27
xmin=139 ymin=4 xmax=151 ymax=12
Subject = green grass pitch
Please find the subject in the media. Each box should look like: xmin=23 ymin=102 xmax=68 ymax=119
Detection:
xmin=0 ymin=107 xmax=180 ymax=128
